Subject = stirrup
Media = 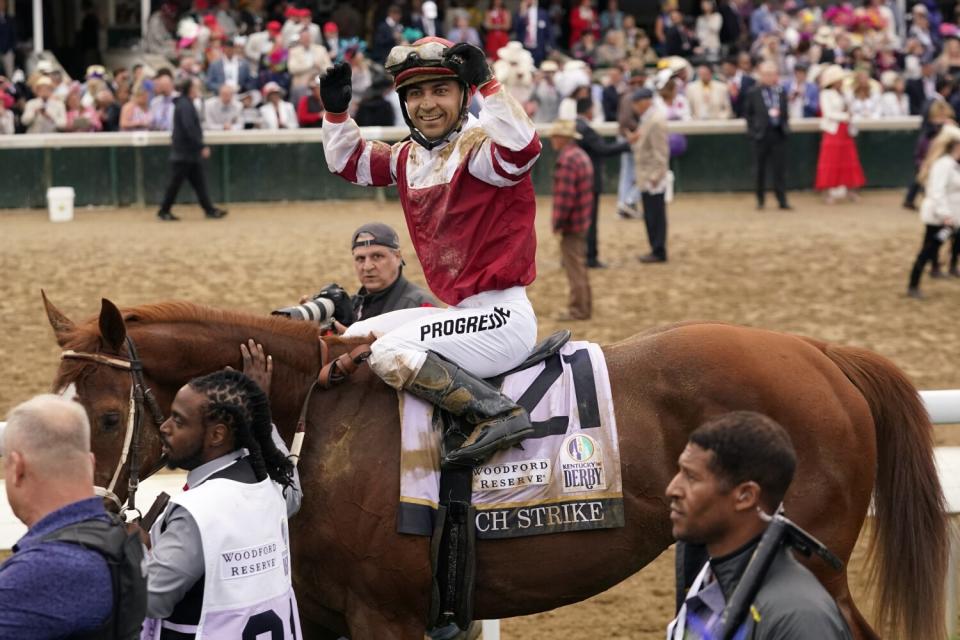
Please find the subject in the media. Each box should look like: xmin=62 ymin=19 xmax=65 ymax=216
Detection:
xmin=442 ymin=413 xmax=534 ymax=467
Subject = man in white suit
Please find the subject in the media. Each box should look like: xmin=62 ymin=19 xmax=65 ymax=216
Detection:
xmin=686 ymin=64 xmax=732 ymax=120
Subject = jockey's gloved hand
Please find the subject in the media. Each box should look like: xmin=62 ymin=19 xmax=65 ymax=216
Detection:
xmin=315 ymin=283 xmax=356 ymax=326
xmin=318 ymin=62 xmax=352 ymax=114
xmin=442 ymin=43 xmax=492 ymax=88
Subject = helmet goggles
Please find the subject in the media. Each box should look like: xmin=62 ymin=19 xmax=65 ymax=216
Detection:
xmin=386 ymin=38 xmax=459 ymax=89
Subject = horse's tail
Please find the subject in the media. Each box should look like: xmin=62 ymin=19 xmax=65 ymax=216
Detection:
xmin=818 ymin=341 xmax=947 ymax=640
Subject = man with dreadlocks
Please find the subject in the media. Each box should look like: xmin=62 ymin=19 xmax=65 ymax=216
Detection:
xmin=320 ymin=38 xmax=541 ymax=467
xmin=142 ymin=348 xmax=302 ymax=640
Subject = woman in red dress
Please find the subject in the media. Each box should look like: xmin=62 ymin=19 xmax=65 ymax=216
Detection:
xmin=815 ymin=64 xmax=866 ymax=203
xmin=484 ymin=0 xmax=512 ymax=60
xmin=569 ymin=0 xmax=600 ymax=49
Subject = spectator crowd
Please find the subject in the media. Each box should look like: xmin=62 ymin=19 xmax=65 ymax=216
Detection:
xmin=0 ymin=0 xmax=957 ymax=137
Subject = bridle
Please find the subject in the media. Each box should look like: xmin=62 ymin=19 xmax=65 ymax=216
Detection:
xmin=61 ymin=336 xmax=166 ymax=517
xmin=60 ymin=332 xmax=371 ymax=513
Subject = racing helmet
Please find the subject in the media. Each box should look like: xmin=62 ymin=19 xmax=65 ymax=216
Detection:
xmin=385 ymin=36 xmax=475 ymax=150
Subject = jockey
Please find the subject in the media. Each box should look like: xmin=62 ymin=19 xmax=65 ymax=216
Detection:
xmin=319 ymin=38 xmax=541 ymax=467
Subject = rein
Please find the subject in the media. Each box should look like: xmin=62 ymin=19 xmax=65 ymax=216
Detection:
xmin=61 ymin=336 xmax=166 ymax=516
xmin=289 ymin=340 xmax=372 ymax=466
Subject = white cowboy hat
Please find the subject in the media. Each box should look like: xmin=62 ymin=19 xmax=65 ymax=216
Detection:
xmin=819 ymin=64 xmax=846 ymax=88
xmin=654 ymin=68 xmax=676 ymax=91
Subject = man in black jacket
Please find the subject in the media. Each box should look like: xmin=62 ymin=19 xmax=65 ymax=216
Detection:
xmin=575 ymin=97 xmax=631 ymax=268
xmin=905 ymin=60 xmax=939 ymax=116
xmin=347 ymin=222 xmax=437 ymax=321
xmin=743 ymin=62 xmax=792 ymax=211
xmin=157 ymin=78 xmax=227 ymax=221
xmin=665 ymin=411 xmax=852 ymax=639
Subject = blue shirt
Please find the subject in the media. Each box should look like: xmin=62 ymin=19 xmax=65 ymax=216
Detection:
xmin=0 ymin=497 xmax=113 ymax=638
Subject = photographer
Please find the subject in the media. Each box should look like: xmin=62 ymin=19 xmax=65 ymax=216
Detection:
xmin=274 ymin=222 xmax=436 ymax=329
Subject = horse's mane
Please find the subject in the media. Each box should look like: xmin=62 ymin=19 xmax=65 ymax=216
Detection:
xmin=54 ymin=301 xmax=374 ymax=389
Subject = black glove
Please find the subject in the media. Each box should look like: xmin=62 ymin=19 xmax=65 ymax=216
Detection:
xmin=318 ymin=62 xmax=352 ymax=114
xmin=441 ymin=43 xmax=492 ymax=88
xmin=315 ymin=283 xmax=356 ymax=326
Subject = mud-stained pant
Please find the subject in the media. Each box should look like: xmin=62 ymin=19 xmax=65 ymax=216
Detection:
xmin=344 ymin=287 xmax=538 ymax=388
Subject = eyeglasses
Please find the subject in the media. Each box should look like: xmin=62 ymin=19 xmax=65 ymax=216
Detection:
xmin=385 ymin=41 xmax=448 ymax=73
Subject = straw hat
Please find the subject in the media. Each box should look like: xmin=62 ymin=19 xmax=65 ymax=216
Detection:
xmin=814 ymin=25 xmax=836 ymax=48
xmin=548 ymin=119 xmax=582 ymax=140
xmin=819 ymin=64 xmax=846 ymax=88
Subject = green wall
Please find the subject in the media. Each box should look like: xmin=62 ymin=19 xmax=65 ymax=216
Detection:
xmin=0 ymin=129 xmax=916 ymax=209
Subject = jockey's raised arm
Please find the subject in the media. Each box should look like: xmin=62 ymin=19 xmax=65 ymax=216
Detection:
xmin=467 ymin=79 xmax=542 ymax=187
xmin=317 ymin=39 xmax=541 ymax=468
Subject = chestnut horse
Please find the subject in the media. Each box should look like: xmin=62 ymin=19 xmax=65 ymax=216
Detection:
xmin=42 ymin=294 xmax=946 ymax=640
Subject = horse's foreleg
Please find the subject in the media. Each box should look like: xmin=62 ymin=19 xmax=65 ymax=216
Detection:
xmin=345 ymin=595 xmax=426 ymax=640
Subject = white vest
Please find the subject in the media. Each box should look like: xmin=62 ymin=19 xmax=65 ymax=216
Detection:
xmin=146 ymin=477 xmax=301 ymax=639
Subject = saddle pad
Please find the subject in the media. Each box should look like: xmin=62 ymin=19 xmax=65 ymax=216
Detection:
xmin=398 ymin=341 xmax=624 ymax=540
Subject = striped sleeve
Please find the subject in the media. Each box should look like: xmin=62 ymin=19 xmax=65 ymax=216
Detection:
xmin=467 ymin=80 xmax=542 ymax=187
xmin=321 ymin=112 xmax=397 ymax=187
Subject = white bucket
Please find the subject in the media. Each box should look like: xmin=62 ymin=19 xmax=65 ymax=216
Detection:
xmin=47 ymin=186 xmax=75 ymax=223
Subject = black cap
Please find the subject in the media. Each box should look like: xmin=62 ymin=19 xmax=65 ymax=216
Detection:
xmin=631 ymin=87 xmax=654 ymax=101
xmin=351 ymin=222 xmax=401 ymax=250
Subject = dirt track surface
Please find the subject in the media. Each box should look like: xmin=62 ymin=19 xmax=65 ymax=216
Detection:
xmin=1 ymin=190 xmax=957 ymax=638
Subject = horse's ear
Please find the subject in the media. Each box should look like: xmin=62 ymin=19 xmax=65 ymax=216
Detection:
xmin=41 ymin=290 xmax=76 ymax=346
xmin=98 ymin=298 xmax=127 ymax=353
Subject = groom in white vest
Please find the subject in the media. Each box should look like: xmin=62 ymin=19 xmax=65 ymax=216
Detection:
xmin=141 ymin=342 xmax=302 ymax=640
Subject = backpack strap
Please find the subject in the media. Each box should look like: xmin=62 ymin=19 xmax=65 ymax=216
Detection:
xmin=43 ymin=515 xmax=146 ymax=640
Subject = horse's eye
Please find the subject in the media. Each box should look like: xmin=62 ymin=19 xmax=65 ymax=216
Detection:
xmin=99 ymin=412 xmax=122 ymax=432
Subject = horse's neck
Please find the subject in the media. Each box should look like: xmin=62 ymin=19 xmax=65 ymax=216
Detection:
xmin=136 ymin=320 xmax=321 ymax=438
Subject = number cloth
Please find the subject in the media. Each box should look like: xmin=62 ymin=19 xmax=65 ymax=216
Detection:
xmin=396 ymin=341 xmax=624 ymax=539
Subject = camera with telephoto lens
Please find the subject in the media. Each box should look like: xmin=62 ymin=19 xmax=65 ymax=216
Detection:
xmin=272 ymin=283 xmax=355 ymax=328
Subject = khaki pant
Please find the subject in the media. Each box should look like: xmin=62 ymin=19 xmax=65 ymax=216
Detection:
xmin=560 ymin=231 xmax=591 ymax=320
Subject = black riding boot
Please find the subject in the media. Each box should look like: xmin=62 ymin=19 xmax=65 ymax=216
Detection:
xmin=406 ymin=352 xmax=533 ymax=467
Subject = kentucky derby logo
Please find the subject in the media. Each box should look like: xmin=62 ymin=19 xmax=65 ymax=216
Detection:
xmin=566 ymin=434 xmax=596 ymax=462
xmin=560 ymin=434 xmax=606 ymax=494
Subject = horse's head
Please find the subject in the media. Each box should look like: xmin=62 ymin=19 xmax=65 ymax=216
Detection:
xmin=43 ymin=292 xmax=166 ymax=510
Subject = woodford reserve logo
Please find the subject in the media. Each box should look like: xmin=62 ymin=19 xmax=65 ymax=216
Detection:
xmin=560 ymin=433 xmax=607 ymax=493
xmin=472 ymin=459 xmax=552 ymax=491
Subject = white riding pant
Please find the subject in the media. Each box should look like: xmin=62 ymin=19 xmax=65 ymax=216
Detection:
xmin=344 ymin=287 xmax=538 ymax=389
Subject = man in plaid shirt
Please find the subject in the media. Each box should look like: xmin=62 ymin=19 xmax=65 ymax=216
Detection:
xmin=549 ymin=119 xmax=595 ymax=320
